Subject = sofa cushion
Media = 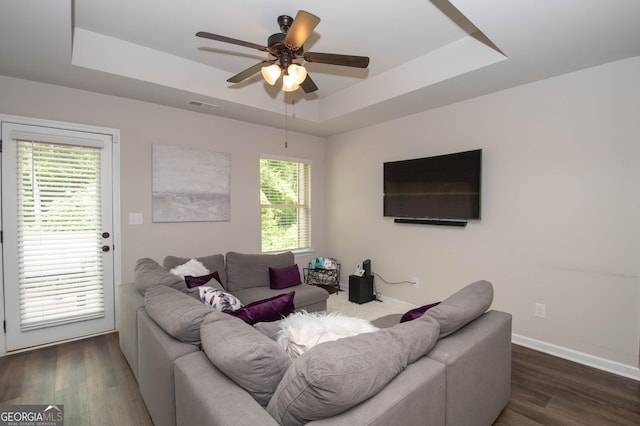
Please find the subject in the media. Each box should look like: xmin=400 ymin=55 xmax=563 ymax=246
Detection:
xmin=184 ymin=271 xmax=224 ymax=290
xmin=400 ymin=301 xmax=441 ymax=323
xmin=254 ymin=319 xmax=282 ymax=340
xmin=163 ymin=254 xmax=226 ymax=287
xmin=199 ymin=287 xmax=244 ymax=311
xmin=267 ymin=315 xmax=440 ymax=425
xmin=200 ymin=312 xmax=291 ymax=407
xmin=226 ymin=251 xmax=294 ymax=291
xmin=143 ymin=285 xmax=213 ymax=343
xmin=134 ymin=258 xmax=186 ymax=294
xmin=232 ymin=284 xmax=328 ymax=311
xmin=224 ymin=291 xmax=294 ymax=325
xmin=269 ymin=264 xmax=302 ymax=289
xmin=370 ymin=313 xmax=403 ymax=329
xmin=426 ymin=280 xmax=493 ymax=338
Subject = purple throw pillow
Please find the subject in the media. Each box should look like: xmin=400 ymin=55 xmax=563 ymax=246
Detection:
xmin=269 ymin=264 xmax=302 ymax=290
xmin=224 ymin=292 xmax=295 ymax=325
xmin=185 ymin=271 xmax=222 ymax=289
xmin=400 ymin=301 xmax=441 ymax=323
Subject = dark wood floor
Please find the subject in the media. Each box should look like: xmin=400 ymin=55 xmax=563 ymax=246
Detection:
xmin=495 ymin=344 xmax=640 ymax=425
xmin=0 ymin=332 xmax=152 ymax=426
xmin=0 ymin=334 xmax=638 ymax=425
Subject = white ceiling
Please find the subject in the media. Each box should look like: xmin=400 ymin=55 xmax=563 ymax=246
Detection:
xmin=1 ymin=0 xmax=639 ymax=136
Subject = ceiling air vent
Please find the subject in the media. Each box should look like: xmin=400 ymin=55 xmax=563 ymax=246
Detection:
xmin=187 ymin=100 xmax=216 ymax=110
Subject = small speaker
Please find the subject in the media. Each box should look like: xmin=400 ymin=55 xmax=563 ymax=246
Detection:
xmin=362 ymin=259 xmax=371 ymax=277
xmin=349 ymin=275 xmax=375 ymax=304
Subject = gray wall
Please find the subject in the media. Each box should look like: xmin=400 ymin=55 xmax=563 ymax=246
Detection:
xmin=0 ymin=75 xmax=328 ymax=284
xmin=326 ymin=57 xmax=640 ymax=373
xmin=1 ymin=56 xmax=638 ymax=377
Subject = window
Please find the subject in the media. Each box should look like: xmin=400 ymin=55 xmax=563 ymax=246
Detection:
xmin=260 ymin=156 xmax=311 ymax=253
xmin=15 ymin=140 xmax=105 ymax=330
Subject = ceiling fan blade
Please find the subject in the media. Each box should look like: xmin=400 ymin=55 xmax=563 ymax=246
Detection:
xmin=284 ymin=10 xmax=320 ymax=51
xmin=196 ymin=31 xmax=267 ymax=52
xmin=303 ymin=52 xmax=369 ymax=68
xmin=300 ymin=74 xmax=318 ymax=93
xmin=227 ymin=61 xmax=271 ymax=83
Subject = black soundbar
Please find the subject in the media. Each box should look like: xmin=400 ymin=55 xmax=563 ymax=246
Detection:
xmin=394 ymin=218 xmax=467 ymax=227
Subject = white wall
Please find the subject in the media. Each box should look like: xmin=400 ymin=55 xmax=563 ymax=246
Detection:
xmin=0 ymin=75 xmax=327 ymax=283
xmin=326 ymin=57 xmax=640 ymax=375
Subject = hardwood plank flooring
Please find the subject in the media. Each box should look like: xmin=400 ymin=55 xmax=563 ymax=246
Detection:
xmin=495 ymin=344 xmax=640 ymax=425
xmin=0 ymin=335 xmax=638 ymax=425
xmin=0 ymin=332 xmax=152 ymax=426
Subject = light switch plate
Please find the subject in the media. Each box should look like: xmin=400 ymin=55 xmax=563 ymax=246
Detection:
xmin=129 ymin=213 xmax=143 ymax=225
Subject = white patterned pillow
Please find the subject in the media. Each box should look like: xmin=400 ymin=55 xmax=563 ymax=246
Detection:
xmin=198 ymin=286 xmax=243 ymax=312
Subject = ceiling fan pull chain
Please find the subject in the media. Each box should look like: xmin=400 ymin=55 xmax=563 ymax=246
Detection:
xmin=285 ymin=99 xmax=288 ymax=149
xmin=285 ymin=96 xmax=296 ymax=148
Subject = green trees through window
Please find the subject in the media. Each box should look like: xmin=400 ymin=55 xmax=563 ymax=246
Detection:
xmin=260 ymin=158 xmax=311 ymax=252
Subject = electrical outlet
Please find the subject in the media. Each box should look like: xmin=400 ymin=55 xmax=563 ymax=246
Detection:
xmin=412 ymin=277 xmax=419 ymax=289
xmin=535 ymin=303 xmax=546 ymax=318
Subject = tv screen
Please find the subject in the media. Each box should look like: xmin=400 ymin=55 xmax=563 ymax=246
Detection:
xmin=383 ymin=149 xmax=482 ymax=220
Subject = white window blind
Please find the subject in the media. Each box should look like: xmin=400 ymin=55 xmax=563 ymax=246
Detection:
xmin=260 ymin=157 xmax=311 ymax=252
xmin=16 ymin=140 xmax=105 ymax=330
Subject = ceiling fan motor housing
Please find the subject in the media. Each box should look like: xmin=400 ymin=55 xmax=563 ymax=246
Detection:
xmin=277 ymin=15 xmax=294 ymax=33
xmin=267 ymin=32 xmax=303 ymax=69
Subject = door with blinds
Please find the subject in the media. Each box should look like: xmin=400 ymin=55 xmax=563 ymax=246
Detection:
xmin=1 ymin=121 xmax=115 ymax=351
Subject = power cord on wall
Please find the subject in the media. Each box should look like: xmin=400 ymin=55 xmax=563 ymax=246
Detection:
xmin=371 ymin=272 xmax=418 ymax=302
xmin=372 ymin=272 xmax=416 ymax=286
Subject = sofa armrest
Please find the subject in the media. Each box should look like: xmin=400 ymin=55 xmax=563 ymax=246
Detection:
xmin=117 ymin=282 xmax=144 ymax=379
xmin=175 ymin=351 xmax=279 ymax=426
xmin=427 ymin=310 xmax=512 ymax=426
xmin=137 ymin=310 xmax=199 ymax=426
xmin=309 ymin=356 xmax=446 ymax=426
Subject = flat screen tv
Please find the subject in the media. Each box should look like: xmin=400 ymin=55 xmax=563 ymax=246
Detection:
xmin=383 ymin=149 xmax=482 ymax=220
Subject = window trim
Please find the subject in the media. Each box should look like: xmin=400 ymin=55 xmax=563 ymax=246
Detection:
xmin=259 ymin=154 xmax=312 ymax=254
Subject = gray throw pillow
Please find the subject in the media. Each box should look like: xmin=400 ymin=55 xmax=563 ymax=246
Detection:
xmin=426 ymin=280 xmax=493 ymax=338
xmin=266 ymin=315 xmax=440 ymax=425
xmin=134 ymin=258 xmax=185 ymax=294
xmin=200 ymin=312 xmax=291 ymax=407
xmin=143 ymin=285 xmax=213 ymax=343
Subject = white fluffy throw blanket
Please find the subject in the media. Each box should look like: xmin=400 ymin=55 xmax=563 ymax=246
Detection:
xmin=276 ymin=311 xmax=379 ymax=359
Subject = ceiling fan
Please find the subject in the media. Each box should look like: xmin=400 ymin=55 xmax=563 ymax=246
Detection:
xmin=196 ymin=10 xmax=370 ymax=93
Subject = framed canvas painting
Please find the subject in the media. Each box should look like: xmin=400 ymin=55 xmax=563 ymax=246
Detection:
xmin=152 ymin=144 xmax=231 ymax=222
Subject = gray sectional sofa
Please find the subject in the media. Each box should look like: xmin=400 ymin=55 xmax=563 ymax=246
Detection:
xmin=117 ymin=251 xmax=512 ymax=426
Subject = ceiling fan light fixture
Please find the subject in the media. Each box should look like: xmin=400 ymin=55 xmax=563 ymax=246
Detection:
xmin=197 ymin=10 xmax=370 ymax=94
xmin=261 ymin=64 xmax=282 ymax=85
xmin=287 ymin=64 xmax=307 ymax=85
xmin=282 ymin=74 xmax=300 ymax=92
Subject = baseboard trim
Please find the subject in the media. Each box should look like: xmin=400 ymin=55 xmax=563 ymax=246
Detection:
xmin=338 ymin=283 xmax=417 ymax=310
xmin=512 ymin=334 xmax=640 ymax=381
xmin=334 ymin=286 xmax=639 ymax=381
xmin=376 ymin=293 xmax=417 ymax=310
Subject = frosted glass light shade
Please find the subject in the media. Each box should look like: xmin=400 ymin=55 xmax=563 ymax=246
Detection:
xmin=282 ymin=74 xmax=300 ymax=92
xmin=261 ymin=64 xmax=281 ymax=85
xmin=287 ymin=64 xmax=307 ymax=85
